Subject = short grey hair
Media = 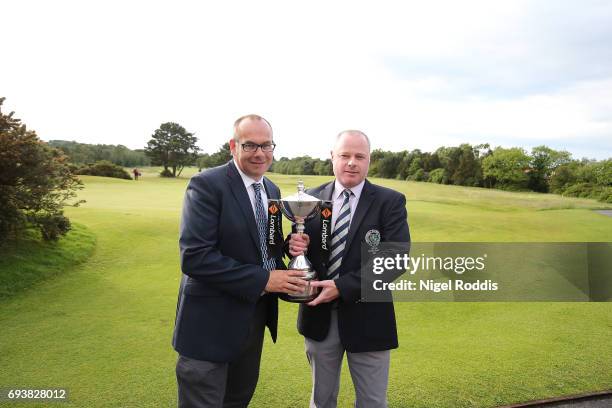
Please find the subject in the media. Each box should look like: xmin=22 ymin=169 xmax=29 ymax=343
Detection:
xmin=233 ymin=114 xmax=273 ymax=140
xmin=335 ymin=129 xmax=371 ymax=151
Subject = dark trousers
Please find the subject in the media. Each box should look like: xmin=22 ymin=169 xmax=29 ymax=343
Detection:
xmin=176 ymin=298 xmax=267 ymax=408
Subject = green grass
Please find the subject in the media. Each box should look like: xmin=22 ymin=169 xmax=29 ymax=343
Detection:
xmin=0 ymin=224 xmax=96 ymax=299
xmin=0 ymin=169 xmax=611 ymax=407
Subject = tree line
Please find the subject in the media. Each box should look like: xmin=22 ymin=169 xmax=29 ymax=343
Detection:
xmin=270 ymin=144 xmax=611 ymax=203
xmin=48 ymin=140 xmax=150 ymax=167
xmin=42 ymin=123 xmax=612 ymax=204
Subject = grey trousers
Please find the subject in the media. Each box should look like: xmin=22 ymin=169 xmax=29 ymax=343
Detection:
xmin=304 ymin=309 xmax=391 ymax=408
xmin=176 ymin=298 xmax=267 ymax=408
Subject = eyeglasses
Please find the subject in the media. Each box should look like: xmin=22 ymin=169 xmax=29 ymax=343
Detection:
xmin=241 ymin=142 xmax=276 ymax=152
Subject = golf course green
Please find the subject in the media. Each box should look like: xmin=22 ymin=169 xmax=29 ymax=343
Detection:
xmin=1 ymin=168 xmax=611 ymax=407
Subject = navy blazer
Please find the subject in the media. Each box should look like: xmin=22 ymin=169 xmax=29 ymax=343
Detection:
xmin=297 ymin=179 xmax=410 ymax=352
xmin=172 ymin=161 xmax=283 ymax=362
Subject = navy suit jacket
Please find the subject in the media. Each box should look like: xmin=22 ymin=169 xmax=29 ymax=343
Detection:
xmin=172 ymin=161 xmax=283 ymax=362
xmin=297 ymin=179 xmax=410 ymax=352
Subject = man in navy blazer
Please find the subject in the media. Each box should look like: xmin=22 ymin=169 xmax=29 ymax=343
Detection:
xmin=173 ymin=114 xmax=307 ymax=408
xmin=288 ymin=130 xmax=410 ymax=408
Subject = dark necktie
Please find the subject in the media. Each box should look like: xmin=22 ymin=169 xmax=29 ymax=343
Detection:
xmin=327 ymin=189 xmax=352 ymax=279
xmin=253 ymin=183 xmax=276 ymax=272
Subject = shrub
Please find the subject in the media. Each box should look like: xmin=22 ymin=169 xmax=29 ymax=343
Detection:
xmin=33 ymin=213 xmax=72 ymax=241
xmin=407 ymin=168 xmax=427 ymax=182
xmin=598 ymin=187 xmax=612 ymax=204
xmin=76 ymin=160 xmax=131 ymax=179
xmin=562 ymin=183 xmax=612 ymax=202
xmin=160 ymin=168 xmax=174 ymax=177
xmin=563 ymin=183 xmax=595 ymax=199
xmin=428 ymin=168 xmax=446 ymax=184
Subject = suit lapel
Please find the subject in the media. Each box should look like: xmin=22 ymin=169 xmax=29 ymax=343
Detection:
xmin=226 ymin=161 xmax=261 ymax=251
xmin=263 ymin=177 xmax=278 ymax=199
xmin=345 ymin=179 xmax=375 ymax=251
xmin=320 ymin=181 xmax=334 ymax=201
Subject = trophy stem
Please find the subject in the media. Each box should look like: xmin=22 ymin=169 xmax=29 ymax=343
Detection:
xmin=295 ymin=216 xmax=305 ymax=235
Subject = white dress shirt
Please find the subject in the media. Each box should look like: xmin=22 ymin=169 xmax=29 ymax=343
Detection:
xmin=331 ymin=179 xmax=365 ymax=233
xmin=233 ymin=160 xmax=269 ymax=220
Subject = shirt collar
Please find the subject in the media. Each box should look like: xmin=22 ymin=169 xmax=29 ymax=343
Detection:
xmin=333 ymin=179 xmax=365 ymax=201
xmin=233 ymin=159 xmax=263 ymax=190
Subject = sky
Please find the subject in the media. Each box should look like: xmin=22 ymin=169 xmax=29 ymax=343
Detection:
xmin=2 ymin=0 xmax=611 ymax=160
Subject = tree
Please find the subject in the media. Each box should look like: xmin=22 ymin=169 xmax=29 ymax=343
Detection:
xmin=482 ymin=147 xmax=531 ymax=190
xmin=421 ymin=152 xmax=442 ymax=172
xmin=145 ymin=122 xmax=199 ymax=177
xmin=406 ymin=156 xmax=425 ymax=180
xmin=428 ymin=168 xmax=446 ymax=184
xmin=313 ymin=158 xmax=333 ymax=175
xmin=209 ymin=142 xmax=232 ymax=168
xmin=435 ymin=146 xmax=461 ymax=184
xmin=196 ymin=153 xmax=211 ymax=171
xmin=453 ymin=144 xmax=483 ymax=187
xmin=377 ymin=152 xmax=404 ymax=179
xmin=368 ymin=149 xmax=387 ymax=176
xmin=528 ymin=146 xmax=572 ymax=192
xmin=0 ymin=97 xmax=83 ymax=243
xmin=593 ymin=159 xmax=612 ymax=187
xmin=549 ymin=162 xmax=579 ymax=193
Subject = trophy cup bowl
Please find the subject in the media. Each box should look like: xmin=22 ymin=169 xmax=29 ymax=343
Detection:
xmin=277 ymin=181 xmax=322 ymax=303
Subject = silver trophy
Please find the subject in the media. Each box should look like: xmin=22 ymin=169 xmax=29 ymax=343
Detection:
xmin=277 ymin=181 xmax=322 ymax=303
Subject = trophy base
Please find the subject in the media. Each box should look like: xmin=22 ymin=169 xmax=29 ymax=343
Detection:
xmin=279 ymin=292 xmax=318 ymax=303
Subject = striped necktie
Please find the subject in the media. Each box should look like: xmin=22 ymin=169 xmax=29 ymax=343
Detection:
xmin=253 ymin=183 xmax=276 ymax=272
xmin=327 ymin=189 xmax=352 ymax=280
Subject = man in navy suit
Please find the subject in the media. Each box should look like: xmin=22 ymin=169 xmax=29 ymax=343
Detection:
xmin=288 ymin=130 xmax=410 ymax=408
xmin=173 ymin=114 xmax=307 ymax=407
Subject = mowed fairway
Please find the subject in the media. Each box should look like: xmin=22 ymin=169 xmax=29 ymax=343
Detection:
xmin=1 ymin=168 xmax=611 ymax=407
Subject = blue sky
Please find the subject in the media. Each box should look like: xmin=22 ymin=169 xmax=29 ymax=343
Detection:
xmin=1 ymin=0 xmax=611 ymax=160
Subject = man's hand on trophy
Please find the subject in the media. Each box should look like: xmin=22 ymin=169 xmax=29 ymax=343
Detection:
xmin=288 ymin=233 xmax=310 ymax=257
xmin=306 ymin=280 xmax=339 ymax=306
xmin=265 ymin=269 xmax=308 ymax=295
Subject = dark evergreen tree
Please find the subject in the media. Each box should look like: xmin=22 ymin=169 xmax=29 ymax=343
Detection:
xmin=145 ymin=122 xmax=199 ymax=177
xmin=0 ymin=98 xmax=83 ymax=243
